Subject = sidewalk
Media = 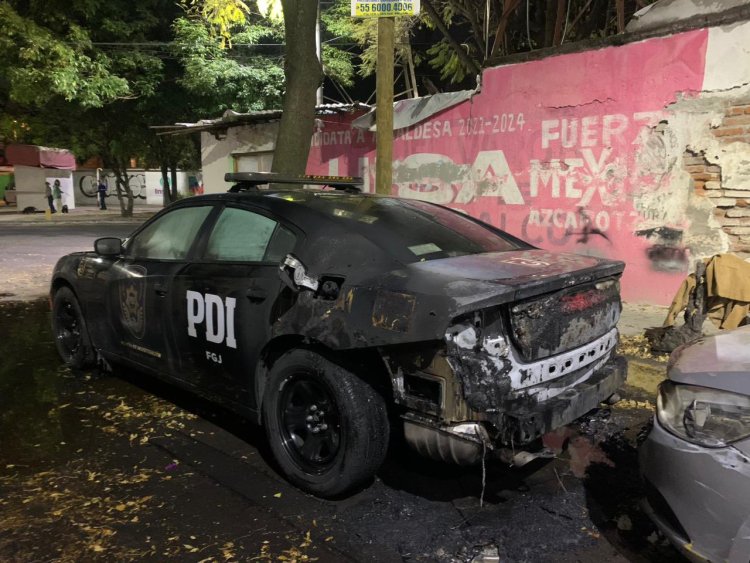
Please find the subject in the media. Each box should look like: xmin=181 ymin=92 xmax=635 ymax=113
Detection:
xmin=0 ymin=204 xmax=161 ymax=224
xmin=618 ymin=303 xmax=668 ymax=338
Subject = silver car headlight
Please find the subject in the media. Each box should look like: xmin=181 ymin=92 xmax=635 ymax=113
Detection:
xmin=657 ymin=381 xmax=750 ymax=447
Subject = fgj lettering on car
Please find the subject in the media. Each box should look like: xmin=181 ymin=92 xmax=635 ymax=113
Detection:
xmin=49 ymin=172 xmax=626 ymax=498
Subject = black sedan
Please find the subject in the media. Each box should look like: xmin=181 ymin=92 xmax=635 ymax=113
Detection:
xmin=51 ymin=173 xmax=626 ymax=497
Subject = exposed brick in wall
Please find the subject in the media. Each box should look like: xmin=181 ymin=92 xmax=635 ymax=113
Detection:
xmin=716 ymin=105 xmax=750 ymax=144
xmin=690 ymin=104 xmax=750 ymax=255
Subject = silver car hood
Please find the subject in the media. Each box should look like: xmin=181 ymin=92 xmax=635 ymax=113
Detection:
xmin=669 ymin=325 xmax=750 ymax=396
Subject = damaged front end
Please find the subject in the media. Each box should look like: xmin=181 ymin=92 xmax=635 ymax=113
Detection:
xmin=385 ymin=277 xmax=627 ymax=466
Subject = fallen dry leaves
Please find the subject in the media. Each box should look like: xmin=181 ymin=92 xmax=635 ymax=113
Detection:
xmin=617 ymin=334 xmax=669 ymax=362
xmin=0 ymin=383 xmax=220 ymax=562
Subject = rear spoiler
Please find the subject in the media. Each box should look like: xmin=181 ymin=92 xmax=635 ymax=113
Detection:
xmin=225 ymin=172 xmax=363 ymax=193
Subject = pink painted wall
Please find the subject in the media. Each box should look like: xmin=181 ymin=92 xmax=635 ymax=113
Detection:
xmin=307 ymin=29 xmax=709 ymax=304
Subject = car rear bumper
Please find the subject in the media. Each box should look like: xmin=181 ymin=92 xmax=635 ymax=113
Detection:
xmin=404 ymin=354 xmax=627 ymax=464
xmin=639 ymin=419 xmax=750 ymax=563
xmin=500 ymin=353 xmax=627 ymax=444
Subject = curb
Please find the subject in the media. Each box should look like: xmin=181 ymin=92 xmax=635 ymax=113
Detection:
xmin=624 ymin=356 xmax=666 ymax=395
xmin=0 ymin=211 xmax=156 ymax=225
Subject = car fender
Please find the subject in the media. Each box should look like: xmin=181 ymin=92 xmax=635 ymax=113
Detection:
xmin=252 ymin=334 xmax=390 ymax=425
xmin=252 ymin=334 xmax=308 ymax=424
xmin=729 ymin=516 xmax=750 ymax=563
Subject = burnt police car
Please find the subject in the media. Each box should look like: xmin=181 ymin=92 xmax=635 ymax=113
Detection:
xmin=51 ymin=172 xmax=626 ymax=497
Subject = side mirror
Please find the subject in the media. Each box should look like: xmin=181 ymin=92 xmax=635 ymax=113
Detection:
xmin=94 ymin=237 xmax=122 ymax=257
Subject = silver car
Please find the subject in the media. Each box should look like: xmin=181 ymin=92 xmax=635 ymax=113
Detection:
xmin=640 ymin=326 xmax=750 ymax=563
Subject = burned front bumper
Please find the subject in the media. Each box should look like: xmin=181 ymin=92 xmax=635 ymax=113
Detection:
xmin=640 ymin=419 xmax=750 ymax=563
xmin=403 ymin=352 xmax=627 ymax=465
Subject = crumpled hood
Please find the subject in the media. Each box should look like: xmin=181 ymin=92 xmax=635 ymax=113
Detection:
xmin=669 ymin=326 xmax=750 ymax=396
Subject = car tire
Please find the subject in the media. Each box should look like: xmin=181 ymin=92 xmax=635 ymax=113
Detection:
xmin=52 ymin=286 xmax=96 ymax=369
xmin=262 ymin=349 xmax=389 ymax=498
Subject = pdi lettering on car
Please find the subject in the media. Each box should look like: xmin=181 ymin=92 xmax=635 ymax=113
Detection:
xmin=50 ymin=172 xmax=627 ymax=498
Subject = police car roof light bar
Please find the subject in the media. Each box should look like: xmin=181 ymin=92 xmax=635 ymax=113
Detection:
xmin=225 ymin=172 xmax=363 ymax=193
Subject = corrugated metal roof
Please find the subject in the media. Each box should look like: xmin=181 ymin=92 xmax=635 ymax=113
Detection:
xmin=154 ymin=103 xmax=370 ymax=136
xmin=352 ymin=91 xmax=473 ymax=132
xmin=626 ymin=0 xmax=748 ymax=33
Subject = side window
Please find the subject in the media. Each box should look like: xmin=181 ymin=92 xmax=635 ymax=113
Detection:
xmin=206 ymin=207 xmax=295 ymax=262
xmin=127 ymin=206 xmax=212 ymax=260
xmin=265 ymin=225 xmax=296 ymax=262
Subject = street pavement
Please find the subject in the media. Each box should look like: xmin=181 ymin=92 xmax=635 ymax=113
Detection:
xmin=0 ymin=202 xmax=161 ymax=222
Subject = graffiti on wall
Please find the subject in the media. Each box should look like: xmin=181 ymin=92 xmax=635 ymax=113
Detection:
xmin=75 ymin=171 xmax=199 ymax=205
xmin=635 ymin=226 xmax=690 ymax=272
xmin=307 ymin=28 xmax=709 ymax=303
xmin=78 ymin=172 xmax=147 ymax=199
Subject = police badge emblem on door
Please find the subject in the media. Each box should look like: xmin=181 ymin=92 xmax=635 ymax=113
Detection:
xmin=119 ymin=265 xmax=147 ymax=339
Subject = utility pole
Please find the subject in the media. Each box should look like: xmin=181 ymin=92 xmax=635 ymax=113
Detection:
xmin=316 ymin=3 xmax=324 ymax=105
xmin=375 ymin=17 xmax=394 ymax=195
xmin=352 ymin=0 xmax=419 ymax=195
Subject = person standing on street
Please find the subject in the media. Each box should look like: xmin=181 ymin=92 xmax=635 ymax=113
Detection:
xmin=97 ymin=178 xmax=108 ymax=210
xmin=45 ymin=181 xmax=55 ymax=213
xmin=52 ymin=180 xmax=63 ymax=213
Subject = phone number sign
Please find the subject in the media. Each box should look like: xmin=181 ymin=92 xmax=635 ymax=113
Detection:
xmin=351 ymin=0 xmax=420 ymax=17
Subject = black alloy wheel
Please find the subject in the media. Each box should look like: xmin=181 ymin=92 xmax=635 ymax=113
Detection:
xmin=52 ymin=286 xmax=95 ymax=369
xmin=263 ymin=348 xmax=390 ymax=498
xmin=279 ymin=376 xmax=342 ymax=473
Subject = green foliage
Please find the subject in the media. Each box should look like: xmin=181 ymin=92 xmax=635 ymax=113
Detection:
xmin=323 ymin=0 xmax=417 ymax=79
xmin=0 ymin=0 xmax=192 ymax=215
xmin=180 ymin=0 xmax=354 ymax=101
xmin=426 ymin=41 xmax=467 ymax=84
xmin=172 ymin=17 xmax=285 ymax=112
xmin=0 ymin=0 xmax=356 ymax=211
xmin=256 ymin=0 xmax=284 ymax=22
xmin=180 ymin=0 xmax=252 ymax=47
xmin=322 ymin=45 xmax=355 ymax=88
xmin=0 ymin=4 xmax=130 ymax=108
xmin=421 ymin=0 xmax=661 ymax=85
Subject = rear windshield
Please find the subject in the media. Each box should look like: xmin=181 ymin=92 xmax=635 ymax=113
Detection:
xmin=305 ymin=194 xmax=526 ymax=263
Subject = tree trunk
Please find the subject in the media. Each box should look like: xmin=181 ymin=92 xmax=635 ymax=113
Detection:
xmin=105 ymin=157 xmax=134 ymax=217
xmin=552 ymin=0 xmax=566 ymax=45
xmin=544 ymin=0 xmax=556 ymax=47
xmin=161 ymin=162 xmax=170 ymax=206
xmin=489 ymin=0 xmax=522 ymax=59
xmin=271 ymin=0 xmax=323 ymax=176
xmin=170 ymin=163 xmax=178 ymax=200
xmin=615 ymin=0 xmax=625 ymax=33
xmin=114 ymin=173 xmax=134 ymax=217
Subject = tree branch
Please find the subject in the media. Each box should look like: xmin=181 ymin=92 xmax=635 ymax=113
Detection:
xmin=616 ymin=0 xmax=625 ymax=32
xmin=553 ymin=0 xmax=566 ymax=45
xmin=422 ymin=0 xmax=481 ymax=76
xmin=567 ymin=0 xmax=594 ymax=34
xmin=489 ymin=0 xmax=522 ymax=59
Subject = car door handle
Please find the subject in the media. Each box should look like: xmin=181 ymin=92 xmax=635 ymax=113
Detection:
xmin=154 ymin=283 xmax=168 ymax=297
xmin=246 ymin=287 xmax=267 ymax=303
